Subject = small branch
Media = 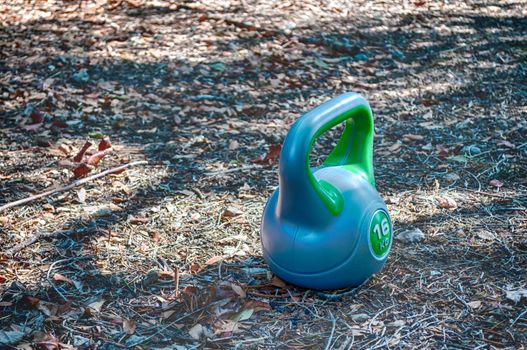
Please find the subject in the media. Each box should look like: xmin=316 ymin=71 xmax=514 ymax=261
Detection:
xmin=1 ymin=225 xmax=106 ymax=257
xmin=0 ymin=160 xmax=149 ymax=213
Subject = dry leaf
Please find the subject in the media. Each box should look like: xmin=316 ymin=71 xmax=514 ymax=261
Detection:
xmin=435 ymin=144 xmax=449 ymax=157
xmin=497 ymin=140 xmax=515 ymax=148
xmin=223 ymin=206 xmax=243 ymax=217
xmin=204 ymin=256 xmax=223 ymax=266
xmin=123 ymin=319 xmax=136 ymax=335
xmin=77 ymin=188 xmax=86 ymax=203
xmin=437 ymin=197 xmax=457 ymax=209
xmin=87 ymin=148 xmax=112 ymax=166
xmin=73 ymin=141 xmax=92 ymax=162
xmin=387 ymin=142 xmax=402 ymax=153
xmin=33 ymin=332 xmax=59 ymax=350
xmin=244 ymin=300 xmax=271 ymax=312
xmin=73 ymin=164 xmax=93 ymax=178
xmin=270 ymin=276 xmax=287 ymax=288
xmin=98 ymin=136 xmax=112 ymax=151
xmin=188 ymin=324 xmax=204 ymax=340
xmin=228 ymin=140 xmax=239 ymax=150
xmin=506 ymin=289 xmax=527 ymax=303
xmin=230 ymin=308 xmax=254 ymax=322
xmin=87 ymin=299 xmax=105 ymax=312
xmin=403 ymin=134 xmax=424 ymax=142
xmin=231 ymin=284 xmax=246 ymax=298
xmin=489 ymin=179 xmax=503 ymax=188
xmin=467 ymin=300 xmax=481 ymax=309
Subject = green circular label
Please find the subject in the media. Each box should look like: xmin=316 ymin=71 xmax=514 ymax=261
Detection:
xmin=369 ymin=210 xmax=392 ymax=258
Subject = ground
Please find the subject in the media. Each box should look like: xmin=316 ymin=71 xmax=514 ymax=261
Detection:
xmin=0 ymin=0 xmax=526 ymax=349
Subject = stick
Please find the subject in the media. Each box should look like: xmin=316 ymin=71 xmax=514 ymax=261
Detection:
xmin=0 ymin=160 xmax=148 ymax=213
xmin=2 ymin=225 xmax=105 ymax=257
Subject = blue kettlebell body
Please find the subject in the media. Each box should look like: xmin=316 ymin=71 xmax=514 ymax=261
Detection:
xmin=260 ymin=93 xmax=393 ymax=290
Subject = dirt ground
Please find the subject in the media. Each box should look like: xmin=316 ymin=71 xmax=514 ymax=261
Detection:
xmin=1 ymin=0 xmax=526 ymax=349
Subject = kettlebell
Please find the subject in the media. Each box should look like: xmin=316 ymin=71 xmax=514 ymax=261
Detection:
xmin=260 ymin=92 xmax=392 ymax=290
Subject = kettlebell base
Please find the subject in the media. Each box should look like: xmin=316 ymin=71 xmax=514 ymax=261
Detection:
xmin=262 ymin=247 xmax=386 ymax=290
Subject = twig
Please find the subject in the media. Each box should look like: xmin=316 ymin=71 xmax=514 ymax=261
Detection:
xmin=203 ymin=164 xmax=262 ymax=176
xmin=324 ymin=311 xmax=337 ymax=350
xmin=0 ymin=160 xmax=149 ymax=213
xmin=1 ymin=224 xmax=104 ymax=257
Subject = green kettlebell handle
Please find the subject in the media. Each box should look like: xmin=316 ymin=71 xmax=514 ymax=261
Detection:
xmin=278 ymin=93 xmax=374 ymax=218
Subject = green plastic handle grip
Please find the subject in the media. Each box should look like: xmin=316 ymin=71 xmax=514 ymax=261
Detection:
xmin=278 ymin=93 xmax=374 ymax=219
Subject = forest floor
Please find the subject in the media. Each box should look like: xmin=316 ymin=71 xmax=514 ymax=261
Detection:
xmin=1 ymin=0 xmax=526 ymax=349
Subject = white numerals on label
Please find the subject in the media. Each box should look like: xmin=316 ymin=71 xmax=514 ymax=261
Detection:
xmin=374 ymin=218 xmax=390 ymax=240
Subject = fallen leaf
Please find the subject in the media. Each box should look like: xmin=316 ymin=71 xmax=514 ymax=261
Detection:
xmin=476 ymin=230 xmax=495 ymax=241
xmin=506 ymin=289 xmax=527 ymax=303
xmin=213 ymin=319 xmax=240 ymax=335
xmin=437 ymin=197 xmax=457 ymax=209
xmin=387 ymin=320 xmax=406 ymax=327
xmin=223 ymin=206 xmax=243 ymax=218
xmin=87 ymin=299 xmax=105 ymax=312
xmin=228 ymin=140 xmax=239 ymax=150
xmin=53 ymin=273 xmax=74 ymax=286
xmin=73 ymin=164 xmax=93 ymax=178
xmin=467 ymin=300 xmax=481 ymax=309
xmin=0 ymin=217 xmax=9 ymax=225
xmin=230 ymin=308 xmax=254 ymax=322
xmin=86 ymin=148 xmax=112 ymax=166
xmin=33 ymin=332 xmax=59 ymax=350
xmin=204 ymin=256 xmax=223 ymax=266
xmin=77 ymin=188 xmax=86 ymax=203
xmin=98 ymin=136 xmax=112 ymax=151
xmin=253 ymin=144 xmax=281 ymax=164
xmin=231 ymin=284 xmax=246 ymax=298
xmin=403 ymin=134 xmax=424 ymax=142
xmin=123 ymin=319 xmax=136 ymax=335
xmin=395 ymin=228 xmax=425 ymax=243
xmin=0 ymin=330 xmax=25 ymax=345
xmin=244 ymin=300 xmax=271 ymax=312
xmin=270 ymin=276 xmax=287 ymax=288
xmin=489 ymin=179 xmax=503 ymax=188
xmin=497 ymin=140 xmax=515 ymax=149
xmin=351 ymin=313 xmax=370 ymax=322
xmin=387 ymin=142 xmax=402 ymax=153
xmin=188 ymin=324 xmax=204 ymax=340
xmin=73 ymin=141 xmax=93 ymax=162
xmin=435 ymin=144 xmax=449 ymax=157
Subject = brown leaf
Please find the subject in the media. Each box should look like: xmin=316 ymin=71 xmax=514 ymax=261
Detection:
xmin=86 ymin=148 xmax=112 ymax=166
xmin=435 ymin=144 xmax=449 ymax=157
xmin=222 ymin=206 xmax=243 ymax=218
xmin=73 ymin=164 xmax=93 ymax=178
xmin=33 ymin=332 xmax=59 ymax=350
xmin=73 ymin=141 xmax=93 ymax=163
xmin=98 ymin=136 xmax=112 ymax=151
xmin=231 ymin=284 xmax=246 ymax=298
xmin=204 ymin=255 xmax=223 ymax=266
xmin=403 ymin=134 xmax=424 ymax=142
xmin=269 ymin=276 xmax=287 ymax=288
xmin=244 ymin=300 xmax=271 ymax=312
xmin=437 ymin=197 xmax=457 ymax=209
xmin=123 ymin=319 xmax=136 ymax=335
xmin=489 ymin=179 xmax=503 ymax=188
xmin=253 ymin=144 xmax=281 ymax=164
xmin=53 ymin=273 xmax=74 ymax=286
xmin=387 ymin=142 xmax=402 ymax=153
